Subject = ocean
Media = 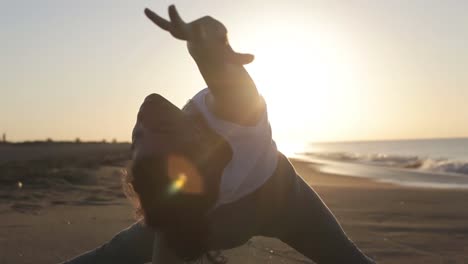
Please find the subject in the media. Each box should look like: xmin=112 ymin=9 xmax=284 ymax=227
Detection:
xmin=295 ymin=138 xmax=468 ymax=189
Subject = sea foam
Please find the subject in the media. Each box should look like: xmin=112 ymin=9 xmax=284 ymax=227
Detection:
xmin=302 ymin=151 xmax=468 ymax=176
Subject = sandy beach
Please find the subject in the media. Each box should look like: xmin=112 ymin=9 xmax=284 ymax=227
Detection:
xmin=1 ymin=143 xmax=468 ymax=264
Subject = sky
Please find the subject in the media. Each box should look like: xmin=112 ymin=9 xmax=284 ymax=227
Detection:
xmin=1 ymin=0 xmax=468 ymax=149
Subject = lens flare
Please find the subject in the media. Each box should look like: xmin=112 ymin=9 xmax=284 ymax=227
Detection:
xmin=168 ymin=173 xmax=187 ymax=195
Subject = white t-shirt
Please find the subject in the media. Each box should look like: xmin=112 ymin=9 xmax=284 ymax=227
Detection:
xmin=192 ymin=88 xmax=278 ymax=206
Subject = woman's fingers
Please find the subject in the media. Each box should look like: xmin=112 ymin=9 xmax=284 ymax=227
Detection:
xmin=226 ymin=47 xmax=255 ymax=65
xmin=168 ymin=5 xmax=190 ymax=40
xmin=144 ymin=8 xmax=171 ymax=31
xmin=233 ymin=52 xmax=255 ymax=65
xmin=145 ymin=6 xmax=189 ymax=40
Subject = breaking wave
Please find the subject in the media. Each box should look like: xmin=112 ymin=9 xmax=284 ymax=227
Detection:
xmin=301 ymin=151 xmax=468 ymax=176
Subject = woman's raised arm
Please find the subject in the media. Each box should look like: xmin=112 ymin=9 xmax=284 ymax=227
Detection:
xmin=144 ymin=5 xmax=265 ymax=125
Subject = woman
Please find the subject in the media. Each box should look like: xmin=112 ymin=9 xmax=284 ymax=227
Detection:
xmin=63 ymin=5 xmax=375 ymax=264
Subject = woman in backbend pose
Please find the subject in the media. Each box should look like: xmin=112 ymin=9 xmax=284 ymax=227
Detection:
xmin=63 ymin=4 xmax=375 ymax=264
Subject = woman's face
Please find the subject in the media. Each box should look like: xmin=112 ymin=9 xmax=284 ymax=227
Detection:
xmin=131 ymin=93 xmax=197 ymax=161
xmin=128 ymin=95 xmax=209 ymax=233
xmin=131 ymin=93 xmax=205 ymax=197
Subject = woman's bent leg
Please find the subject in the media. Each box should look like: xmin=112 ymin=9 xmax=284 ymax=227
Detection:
xmin=258 ymin=154 xmax=375 ymax=264
xmin=278 ymin=176 xmax=375 ymax=263
xmin=61 ymin=221 xmax=155 ymax=264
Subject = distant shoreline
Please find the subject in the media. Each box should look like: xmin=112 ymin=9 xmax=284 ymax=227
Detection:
xmin=0 ymin=141 xmax=131 ymax=145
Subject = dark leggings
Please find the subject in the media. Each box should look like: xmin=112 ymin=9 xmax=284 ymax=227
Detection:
xmin=206 ymin=153 xmax=375 ymax=264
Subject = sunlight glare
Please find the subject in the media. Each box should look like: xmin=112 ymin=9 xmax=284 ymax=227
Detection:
xmin=168 ymin=173 xmax=187 ymax=195
xmin=246 ymin=24 xmax=363 ymax=143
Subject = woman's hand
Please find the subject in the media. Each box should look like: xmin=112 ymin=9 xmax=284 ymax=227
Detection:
xmin=144 ymin=5 xmax=254 ymax=66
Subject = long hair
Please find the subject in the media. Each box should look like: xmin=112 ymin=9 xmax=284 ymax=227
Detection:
xmin=123 ymin=151 xmax=215 ymax=260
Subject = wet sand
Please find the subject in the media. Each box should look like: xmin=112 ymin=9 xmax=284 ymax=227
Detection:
xmin=1 ymin=144 xmax=467 ymax=263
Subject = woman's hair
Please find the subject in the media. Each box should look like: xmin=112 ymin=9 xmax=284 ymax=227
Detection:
xmin=123 ymin=152 xmax=214 ymax=260
xmin=123 ymin=156 xmax=165 ymax=223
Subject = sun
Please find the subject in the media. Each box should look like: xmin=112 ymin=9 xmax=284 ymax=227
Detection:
xmin=244 ymin=25 xmax=362 ymax=148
